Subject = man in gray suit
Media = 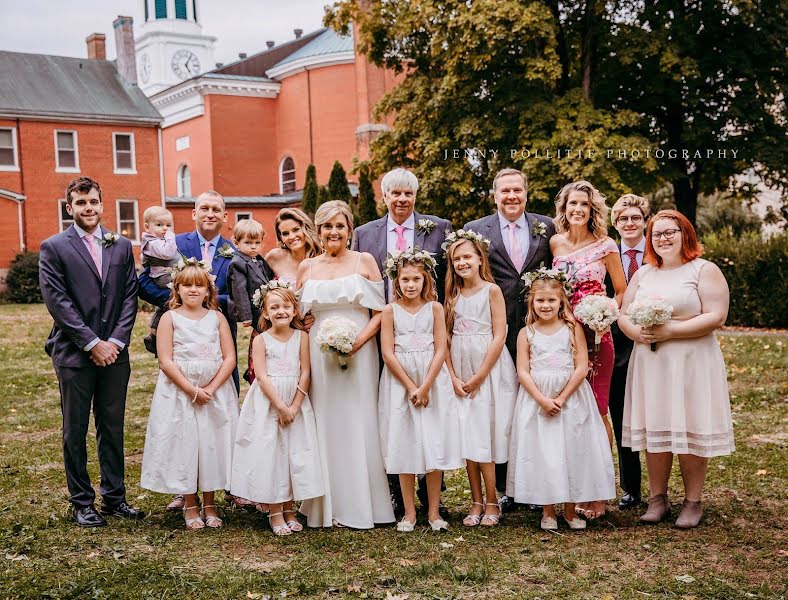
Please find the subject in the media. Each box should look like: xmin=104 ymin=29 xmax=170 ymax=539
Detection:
xmin=464 ymin=168 xmax=555 ymax=511
xmin=39 ymin=177 xmax=144 ymax=527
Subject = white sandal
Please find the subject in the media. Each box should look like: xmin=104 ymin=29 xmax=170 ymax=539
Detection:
xmin=200 ymin=504 xmax=223 ymax=528
xmin=463 ymin=502 xmax=484 ymax=527
xmin=481 ymin=502 xmax=501 ymax=526
xmin=183 ymin=505 xmax=204 ymax=530
xmin=396 ymin=517 xmax=416 ymax=532
xmin=269 ymin=512 xmax=292 ymax=536
xmin=283 ymin=510 xmax=303 ymax=532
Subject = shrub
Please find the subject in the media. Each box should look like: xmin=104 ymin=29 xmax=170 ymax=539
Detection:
xmin=703 ymin=231 xmax=787 ymax=328
xmin=5 ymin=252 xmax=42 ymax=304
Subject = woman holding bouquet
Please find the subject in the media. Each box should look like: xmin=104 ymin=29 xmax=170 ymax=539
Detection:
xmin=550 ymin=180 xmax=627 ymax=519
xmin=618 ymin=210 xmax=733 ymax=529
xmin=296 ymin=200 xmax=395 ymax=529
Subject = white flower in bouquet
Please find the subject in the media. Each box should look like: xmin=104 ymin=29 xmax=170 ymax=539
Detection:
xmin=627 ymin=296 xmax=673 ymax=351
xmin=573 ymin=294 xmax=620 ymax=346
xmin=315 ymin=316 xmax=360 ymax=370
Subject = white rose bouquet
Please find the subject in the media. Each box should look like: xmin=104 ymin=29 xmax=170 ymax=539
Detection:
xmin=315 ymin=316 xmax=361 ymax=370
xmin=573 ymin=294 xmax=620 ymax=348
xmin=627 ymin=297 xmax=673 ymax=351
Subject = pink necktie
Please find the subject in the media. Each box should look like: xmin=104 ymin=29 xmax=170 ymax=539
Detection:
xmin=202 ymin=241 xmax=212 ymax=263
xmin=508 ymin=222 xmax=524 ymax=272
xmin=83 ymin=234 xmax=102 ymax=277
xmin=394 ymin=225 xmax=408 ymax=251
xmin=625 ymin=248 xmax=639 ymax=282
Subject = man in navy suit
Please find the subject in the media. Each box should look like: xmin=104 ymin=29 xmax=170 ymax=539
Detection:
xmin=465 ymin=168 xmax=555 ymax=512
xmin=39 ymin=177 xmax=144 ymax=527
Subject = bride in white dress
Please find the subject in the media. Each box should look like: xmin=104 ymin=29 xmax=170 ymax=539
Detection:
xmin=297 ymin=201 xmax=395 ymax=528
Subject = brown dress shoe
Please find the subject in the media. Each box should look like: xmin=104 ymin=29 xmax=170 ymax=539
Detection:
xmin=639 ymin=494 xmax=671 ymax=523
xmin=675 ymin=500 xmax=703 ymax=528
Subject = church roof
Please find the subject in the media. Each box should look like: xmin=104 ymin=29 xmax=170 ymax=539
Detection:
xmin=272 ymin=28 xmax=354 ymax=68
xmin=0 ymin=51 xmax=161 ymax=125
xmin=212 ymin=29 xmax=325 ymax=78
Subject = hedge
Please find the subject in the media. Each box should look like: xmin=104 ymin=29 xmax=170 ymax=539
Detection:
xmin=5 ymin=252 xmax=42 ymax=304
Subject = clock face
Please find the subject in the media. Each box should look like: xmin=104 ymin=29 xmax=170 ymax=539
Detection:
xmin=171 ymin=49 xmax=200 ymax=80
xmin=139 ymin=53 xmax=152 ymax=84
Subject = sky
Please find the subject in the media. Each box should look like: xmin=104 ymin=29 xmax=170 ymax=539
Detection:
xmin=0 ymin=0 xmax=328 ymax=65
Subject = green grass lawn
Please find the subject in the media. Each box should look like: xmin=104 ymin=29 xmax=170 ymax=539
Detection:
xmin=0 ymin=304 xmax=785 ymax=599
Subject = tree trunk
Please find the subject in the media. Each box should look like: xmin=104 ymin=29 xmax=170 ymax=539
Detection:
xmin=581 ymin=0 xmax=597 ymax=101
xmin=673 ymin=177 xmax=698 ymax=226
xmin=547 ymin=0 xmax=570 ymax=93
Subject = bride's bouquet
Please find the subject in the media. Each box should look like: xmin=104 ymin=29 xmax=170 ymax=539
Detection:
xmin=315 ymin=316 xmax=360 ymax=370
xmin=627 ymin=296 xmax=673 ymax=351
xmin=573 ymin=294 xmax=620 ymax=348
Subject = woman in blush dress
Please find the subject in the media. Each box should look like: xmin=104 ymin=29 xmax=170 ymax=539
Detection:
xmin=265 ymin=207 xmax=321 ymax=286
xmin=550 ymin=180 xmax=627 ymax=519
xmin=296 ymin=201 xmax=394 ymax=529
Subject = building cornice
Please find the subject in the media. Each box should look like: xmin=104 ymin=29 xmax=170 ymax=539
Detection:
xmin=266 ymin=51 xmax=355 ymax=81
xmin=0 ymin=110 xmax=161 ymax=127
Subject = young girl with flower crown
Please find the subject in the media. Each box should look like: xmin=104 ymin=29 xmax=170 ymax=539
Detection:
xmin=141 ymin=260 xmax=239 ymax=530
xmin=378 ymin=249 xmax=463 ymax=532
xmin=442 ymin=231 xmax=518 ymax=527
xmin=230 ymin=282 xmax=324 ymax=536
xmin=506 ymin=269 xmax=615 ymax=531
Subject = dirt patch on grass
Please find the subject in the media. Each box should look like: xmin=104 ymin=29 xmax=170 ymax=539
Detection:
xmin=0 ymin=428 xmax=59 ymax=442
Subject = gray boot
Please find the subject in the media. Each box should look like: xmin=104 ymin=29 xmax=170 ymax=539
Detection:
xmin=639 ymin=494 xmax=671 ymax=523
xmin=675 ymin=500 xmax=703 ymax=529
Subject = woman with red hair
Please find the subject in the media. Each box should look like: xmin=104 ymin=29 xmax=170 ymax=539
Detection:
xmin=618 ymin=210 xmax=734 ymax=528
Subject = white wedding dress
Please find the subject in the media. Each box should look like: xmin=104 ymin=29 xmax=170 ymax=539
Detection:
xmin=298 ymin=267 xmax=395 ymax=528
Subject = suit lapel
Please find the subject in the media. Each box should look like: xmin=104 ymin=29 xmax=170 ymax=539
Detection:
xmin=486 ymin=215 xmax=517 ymax=273
xmin=521 ymin=213 xmax=540 ymax=273
xmin=66 ymin=225 xmax=101 ymax=281
xmin=186 ymin=231 xmax=202 ymax=260
xmin=413 ymin=211 xmax=426 ymax=250
xmin=374 ymin=217 xmax=388 ymax=269
xmin=212 ymin=236 xmax=229 ymax=274
xmin=247 ymin=254 xmax=267 ymax=284
xmin=100 ymin=228 xmax=115 ymax=284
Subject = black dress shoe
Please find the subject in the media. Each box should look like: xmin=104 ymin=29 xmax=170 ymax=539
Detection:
xmin=100 ymin=501 xmax=145 ymax=520
xmin=391 ymin=495 xmax=405 ymax=520
xmin=143 ymin=334 xmax=157 ymax=356
xmin=498 ymin=495 xmax=516 ymax=513
xmin=618 ymin=493 xmax=641 ymax=510
xmin=73 ymin=506 xmax=107 ymax=528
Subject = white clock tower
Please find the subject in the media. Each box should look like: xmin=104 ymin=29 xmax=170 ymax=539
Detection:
xmin=135 ymin=0 xmax=216 ymax=96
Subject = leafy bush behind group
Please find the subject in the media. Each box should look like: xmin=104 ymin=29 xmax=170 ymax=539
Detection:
xmin=4 ymin=252 xmax=41 ymax=304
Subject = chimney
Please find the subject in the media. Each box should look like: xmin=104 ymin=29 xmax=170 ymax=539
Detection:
xmin=238 ymin=52 xmax=247 ymax=59
xmin=266 ymin=41 xmax=275 ymax=49
xmin=113 ymin=15 xmax=137 ymax=85
xmin=86 ymin=33 xmax=106 ymax=60
xmin=294 ymin=29 xmax=303 ymax=39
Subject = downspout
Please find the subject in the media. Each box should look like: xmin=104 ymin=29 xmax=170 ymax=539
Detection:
xmin=15 ymin=118 xmax=26 ymax=252
xmin=157 ymin=125 xmax=166 ymax=206
xmin=307 ymin=69 xmax=314 ymax=164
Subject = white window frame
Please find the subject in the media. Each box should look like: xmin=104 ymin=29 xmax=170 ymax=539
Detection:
xmin=235 ymin=212 xmax=252 ymax=222
xmin=116 ymin=199 xmax=140 ymax=244
xmin=279 ymin=156 xmax=296 ymax=194
xmin=177 ymin=163 xmax=191 ymax=197
xmin=0 ymin=127 xmax=19 ymax=171
xmin=58 ymin=199 xmax=74 ymax=232
xmin=54 ymin=129 xmax=80 ymax=173
xmin=112 ymin=132 xmax=137 ymax=174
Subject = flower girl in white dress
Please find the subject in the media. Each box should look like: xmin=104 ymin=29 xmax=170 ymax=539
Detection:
xmin=141 ymin=261 xmax=239 ymax=530
xmin=378 ymin=249 xmax=463 ymax=532
xmin=443 ymin=231 xmax=518 ymax=528
xmin=230 ymin=282 xmax=323 ymax=536
xmin=506 ymin=270 xmax=615 ymax=531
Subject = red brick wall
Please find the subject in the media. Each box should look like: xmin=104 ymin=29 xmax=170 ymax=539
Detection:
xmin=162 ymin=111 xmax=213 ymax=198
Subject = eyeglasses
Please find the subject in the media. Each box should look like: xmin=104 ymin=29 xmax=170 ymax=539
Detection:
xmin=616 ymin=215 xmax=644 ymax=225
xmin=651 ymin=229 xmax=681 ymax=241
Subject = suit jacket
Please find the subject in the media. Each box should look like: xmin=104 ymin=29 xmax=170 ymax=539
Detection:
xmin=39 ymin=225 xmax=138 ymax=368
xmin=138 ymin=231 xmax=234 ymax=315
xmin=464 ymin=212 xmax=555 ymax=359
xmin=227 ymin=253 xmax=275 ymax=331
xmin=605 ymin=242 xmax=634 ymax=368
xmin=352 ymin=212 xmax=453 ymax=301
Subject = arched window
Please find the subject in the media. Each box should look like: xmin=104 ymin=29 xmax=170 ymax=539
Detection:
xmin=177 ymin=164 xmax=191 ymax=197
xmin=280 ymin=156 xmax=296 ymax=194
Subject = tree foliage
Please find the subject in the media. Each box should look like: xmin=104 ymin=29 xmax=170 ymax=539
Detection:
xmin=301 ymin=164 xmax=319 ymax=217
xmin=355 ymin=161 xmax=379 ymax=225
xmin=327 ymin=161 xmax=353 ymax=203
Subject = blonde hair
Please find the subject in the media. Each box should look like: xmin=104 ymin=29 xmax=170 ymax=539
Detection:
xmin=143 ymin=206 xmax=172 ymax=224
xmin=554 ymin=180 xmax=608 ymax=238
xmin=525 ymin=279 xmax=578 ymax=356
xmin=392 ymin=260 xmax=437 ymax=303
xmin=274 ymin=207 xmax=320 ymax=258
xmin=258 ymin=287 xmax=306 ymax=332
xmin=611 ymin=193 xmax=650 ymax=224
xmin=444 ymin=238 xmax=495 ymax=334
xmin=232 ymin=218 xmax=265 ymax=242
xmin=195 ymin=190 xmax=226 ymax=211
xmin=168 ymin=266 xmax=219 ymax=310
xmin=314 ymin=200 xmax=354 ymax=243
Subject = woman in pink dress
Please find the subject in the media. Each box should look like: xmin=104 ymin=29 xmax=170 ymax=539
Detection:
xmin=550 ymin=180 xmax=627 ymax=519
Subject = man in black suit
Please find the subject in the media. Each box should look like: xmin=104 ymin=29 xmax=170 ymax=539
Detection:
xmin=464 ymin=168 xmax=555 ymax=511
xmin=606 ymin=193 xmax=650 ymax=509
xmin=39 ymin=177 xmax=144 ymax=527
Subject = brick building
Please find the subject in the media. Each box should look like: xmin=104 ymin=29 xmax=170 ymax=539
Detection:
xmin=0 ymin=20 xmax=163 ymax=275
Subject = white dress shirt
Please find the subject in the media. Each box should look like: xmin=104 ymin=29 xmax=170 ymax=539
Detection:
xmin=621 ymin=237 xmax=646 ymax=281
xmin=497 ymin=211 xmax=530 ymax=265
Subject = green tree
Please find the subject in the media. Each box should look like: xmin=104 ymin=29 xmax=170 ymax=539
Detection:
xmin=318 ymin=184 xmax=331 ymax=206
xmin=301 ymin=164 xmax=319 ymax=217
xmin=327 ymin=160 xmax=353 ymax=203
xmin=355 ymin=162 xmax=379 ymax=224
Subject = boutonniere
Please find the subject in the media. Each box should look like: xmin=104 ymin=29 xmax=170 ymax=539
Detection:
xmin=100 ymin=232 xmax=120 ymax=247
xmin=531 ymin=219 xmax=548 ymax=239
xmin=416 ymin=219 xmax=436 ymax=235
xmin=217 ymin=243 xmax=235 ymax=258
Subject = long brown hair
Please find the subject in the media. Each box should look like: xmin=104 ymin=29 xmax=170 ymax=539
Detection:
xmin=257 ymin=287 xmax=307 ymax=332
xmin=554 ymin=180 xmax=608 ymax=239
xmin=274 ymin=207 xmax=321 ymax=258
xmin=393 ymin=260 xmax=437 ymax=302
xmin=444 ymin=238 xmax=495 ymax=334
xmin=524 ymin=279 xmax=578 ymax=356
xmin=168 ymin=266 xmax=219 ymax=310
xmin=644 ymin=209 xmax=703 ymax=267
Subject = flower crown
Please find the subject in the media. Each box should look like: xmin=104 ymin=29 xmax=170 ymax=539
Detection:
xmin=252 ymin=279 xmax=293 ymax=308
xmin=521 ymin=266 xmax=573 ymax=296
xmin=384 ymin=247 xmax=438 ymax=281
xmin=441 ymin=229 xmax=491 ymax=254
xmin=167 ymin=256 xmax=216 ymax=288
